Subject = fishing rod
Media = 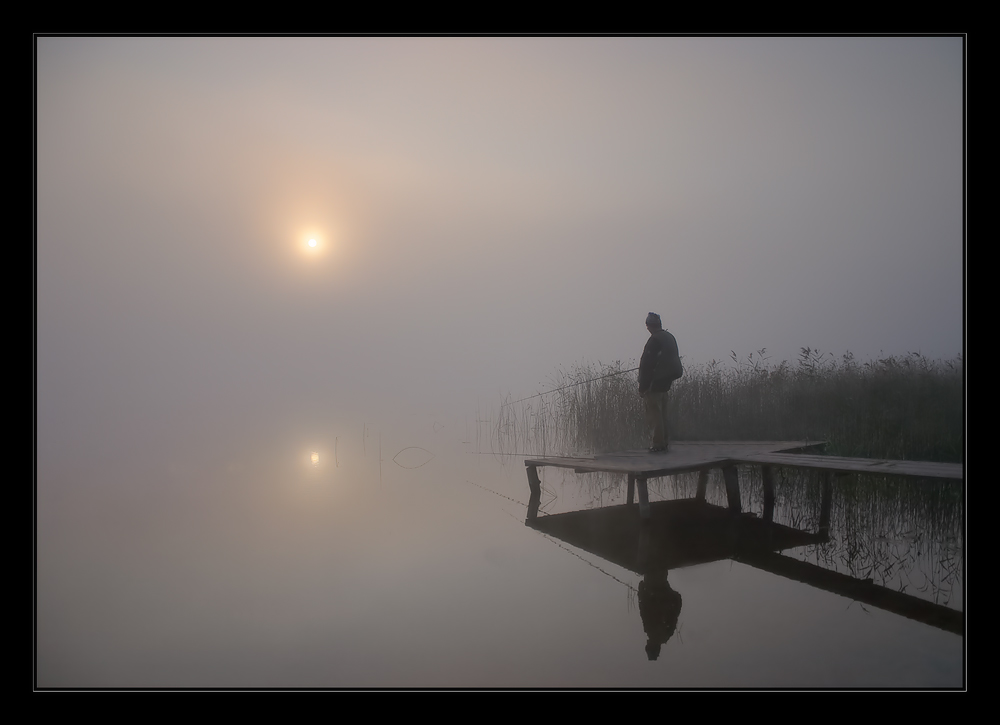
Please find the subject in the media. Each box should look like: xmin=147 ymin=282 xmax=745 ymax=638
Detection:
xmin=502 ymin=365 xmax=640 ymax=407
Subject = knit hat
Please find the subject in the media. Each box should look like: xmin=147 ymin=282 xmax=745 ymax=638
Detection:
xmin=646 ymin=312 xmax=662 ymax=328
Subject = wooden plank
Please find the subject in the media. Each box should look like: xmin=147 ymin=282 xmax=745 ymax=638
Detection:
xmin=525 ymin=441 xmax=961 ymax=483
xmin=525 ymin=441 xmax=824 ymax=477
xmin=527 ymin=449 xmax=961 ymax=481
xmin=526 ymin=465 xmax=541 ymax=496
xmin=736 ymin=452 xmax=963 ymax=481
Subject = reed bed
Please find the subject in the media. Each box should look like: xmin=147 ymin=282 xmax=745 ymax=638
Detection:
xmin=492 ymin=349 xmax=963 ymax=462
xmin=667 ymin=467 xmax=962 ymax=607
xmin=490 ymin=350 xmax=964 ymax=609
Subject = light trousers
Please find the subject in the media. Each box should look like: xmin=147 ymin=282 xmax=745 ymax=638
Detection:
xmin=643 ymin=391 xmax=670 ymax=449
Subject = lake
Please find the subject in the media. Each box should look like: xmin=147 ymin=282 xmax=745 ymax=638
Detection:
xmin=35 ymin=412 xmax=963 ymax=689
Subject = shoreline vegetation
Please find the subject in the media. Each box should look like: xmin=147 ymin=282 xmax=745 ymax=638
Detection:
xmin=488 ymin=348 xmax=964 ymax=611
xmin=492 ymin=348 xmax=963 ymax=463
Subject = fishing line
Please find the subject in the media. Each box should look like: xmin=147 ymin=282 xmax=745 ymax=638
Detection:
xmin=469 ymin=482 xmax=636 ymax=593
xmin=534 ymin=527 xmax=638 ymax=593
xmin=501 ymin=366 xmax=639 ymax=407
xmin=393 ymin=447 xmax=435 ymax=469
xmin=463 ymin=478 xmax=558 ymax=516
xmin=463 ymin=479 xmax=530 ymax=509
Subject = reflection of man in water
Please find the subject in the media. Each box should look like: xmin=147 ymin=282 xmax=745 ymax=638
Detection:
xmin=638 ymin=569 xmax=682 ymax=660
xmin=638 ymin=312 xmax=681 ymax=453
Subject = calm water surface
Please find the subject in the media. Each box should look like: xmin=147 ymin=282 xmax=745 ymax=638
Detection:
xmin=36 ymin=418 xmax=963 ymax=688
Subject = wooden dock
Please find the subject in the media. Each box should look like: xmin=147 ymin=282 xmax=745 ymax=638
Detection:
xmin=524 ymin=441 xmax=963 ymax=520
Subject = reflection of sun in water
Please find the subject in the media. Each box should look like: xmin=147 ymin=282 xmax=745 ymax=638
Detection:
xmin=311 ymin=452 xmax=320 ymax=466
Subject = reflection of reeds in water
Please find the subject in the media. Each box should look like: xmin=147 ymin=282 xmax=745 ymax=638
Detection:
xmin=756 ymin=468 xmax=961 ymax=610
xmin=491 ymin=350 xmax=963 ymax=462
xmin=546 ymin=467 xmax=962 ymax=610
xmin=805 ymin=474 xmax=961 ymax=609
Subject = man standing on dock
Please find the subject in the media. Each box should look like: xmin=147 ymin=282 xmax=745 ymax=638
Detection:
xmin=638 ymin=312 xmax=682 ymax=453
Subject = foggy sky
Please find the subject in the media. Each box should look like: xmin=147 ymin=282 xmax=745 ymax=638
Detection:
xmin=36 ymin=37 xmax=964 ymax=463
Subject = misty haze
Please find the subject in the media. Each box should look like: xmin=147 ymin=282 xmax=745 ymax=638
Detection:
xmin=36 ymin=37 xmax=964 ymax=688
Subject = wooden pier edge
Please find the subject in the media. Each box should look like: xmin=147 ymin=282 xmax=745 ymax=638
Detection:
xmin=523 ymin=441 xmax=962 ymax=520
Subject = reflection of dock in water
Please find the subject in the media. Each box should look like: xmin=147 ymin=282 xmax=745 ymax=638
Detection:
xmin=528 ymin=498 xmax=823 ymax=573
xmin=528 ymin=499 xmax=963 ymax=635
xmin=524 ymin=442 xmax=964 ymax=636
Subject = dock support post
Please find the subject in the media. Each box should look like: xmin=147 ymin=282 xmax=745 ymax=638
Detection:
xmin=761 ymin=465 xmax=775 ymax=522
xmin=819 ymin=471 xmax=833 ymax=533
xmin=722 ymin=465 xmax=742 ymax=513
xmin=627 ymin=474 xmax=636 ymax=505
xmin=526 ymin=465 xmax=541 ymax=496
xmin=526 ymin=465 xmax=541 ymax=521
xmin=696 ymin=469 xmax=708 ymax=501
xmin=636 ymin=476 xmax=651 ymax=519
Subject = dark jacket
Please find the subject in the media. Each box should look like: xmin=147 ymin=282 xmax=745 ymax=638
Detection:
xmin=638 ymin=329 xmax=681 ymax=393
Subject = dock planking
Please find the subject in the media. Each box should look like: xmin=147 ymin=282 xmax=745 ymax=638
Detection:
xmin=738 ymin=451 xmax=962 ymax=481
xmin=525 ymin=441 xmax=963 ymax=481
xmin=524 ymin=441 xmax=825 ymax=478
xmin=524 ymin=441 xmax=963 ymax=521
